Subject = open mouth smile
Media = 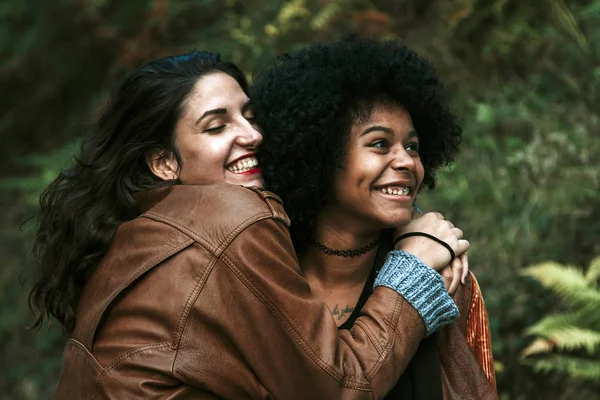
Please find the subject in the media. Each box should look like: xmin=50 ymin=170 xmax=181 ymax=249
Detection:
xmin=375 ymin=185 xmax=411 ymax=196
xmin=226 ymin=155 xmax=260 ymax=175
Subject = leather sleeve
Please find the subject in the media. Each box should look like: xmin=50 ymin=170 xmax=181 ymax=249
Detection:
xmin=466 ymin=275 xmax=497 ymax=390
xmin=175 ymin=217 xmax=426 ymax=400
xmin=436 ymin=273 xmax=498 ymax=400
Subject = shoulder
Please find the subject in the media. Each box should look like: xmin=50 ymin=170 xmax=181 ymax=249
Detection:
xmin=139 ymin=184 xmax=290 ymax=251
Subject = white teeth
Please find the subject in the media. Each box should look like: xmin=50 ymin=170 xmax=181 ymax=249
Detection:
xmin=379 ymin=186 xmax=410 ymax=196
xmin=228 ymin=157 xmax=259 ymax=173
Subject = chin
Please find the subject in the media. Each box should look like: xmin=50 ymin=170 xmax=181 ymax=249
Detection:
xmin=237 ymin=176 xmax=264 ymax=188
xmin=375 ymin=209 xmax=413 ymax=229
xmin=225 ymin=170 xmax=264 ymax=188
xmin=242 ymin=180 xmax=264 ymax=188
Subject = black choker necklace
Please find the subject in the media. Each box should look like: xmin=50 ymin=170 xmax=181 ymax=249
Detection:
xmin=308 ymin=237 xmax=380 ymax=257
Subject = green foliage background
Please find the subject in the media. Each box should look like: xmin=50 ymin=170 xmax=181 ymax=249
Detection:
xmin=520 ymin=257 xmax=600 ymax=382
xmin=1 ymin=0 xmax=599 ymax=398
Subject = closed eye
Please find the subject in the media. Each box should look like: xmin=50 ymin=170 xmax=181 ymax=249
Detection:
xmin=203 ymin=125 xmax=226 ymax=134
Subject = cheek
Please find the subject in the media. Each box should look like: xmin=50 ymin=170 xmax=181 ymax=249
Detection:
xmin=357 ymin=157 xmax=381 ymax=177
xmin=348 ymin=153 xmax=382 ymax=189
xmin=333 ymin=161 xmax=376 ymax=202
xmin=178 ymin=136 xmax=231 ymax=180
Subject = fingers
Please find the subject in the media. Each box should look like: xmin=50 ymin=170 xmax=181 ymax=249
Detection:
xmin=439 ymin=265 xmax=454 ymax=294
xmin=451 ymin=227 xmax=463 ymax=239
xmin=460 ymin=251 xmax=469 ymax=284
xmin=438 ymin=255 xmax=467 ymax=295
xmin=430 ymin=212 xmax=444 ymax=220
xmin=455 ymin=239 xmax=470 ymax=257
xmin=447 ymin=257 xmax=462 ymax=295
xmin=394 ymin=212 xmax=470 ymax=271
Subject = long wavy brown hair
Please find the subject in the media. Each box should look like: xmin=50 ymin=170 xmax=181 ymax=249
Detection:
xmin=30 ymin=50 xmax=248 ymax=333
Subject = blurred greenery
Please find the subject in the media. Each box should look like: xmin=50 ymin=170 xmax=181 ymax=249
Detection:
xmin=1 ymin=0 xmax=599 ymax=398
xmin=520 ymin=257 xmax=600 ymax=382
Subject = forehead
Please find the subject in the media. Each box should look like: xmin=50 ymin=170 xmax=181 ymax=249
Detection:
xmin=352 ymin=103 xmax=413 ymax=128
xmin=184 ymin=72 xmax=248 ymax=115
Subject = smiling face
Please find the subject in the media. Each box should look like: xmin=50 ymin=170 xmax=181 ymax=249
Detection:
xmin=326 ymin=103 xmax=425 ymax=232
xmin=149 ymin=72 xmax=263 ymax=187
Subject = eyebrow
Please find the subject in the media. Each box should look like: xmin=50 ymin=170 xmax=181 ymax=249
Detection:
xmin=196 ymin=108 xmax=227 ymax=125
xmin=361 ymin=125 xmax=419 ymax=138
xmin=195 ymin=100 xmax=252 ymax=125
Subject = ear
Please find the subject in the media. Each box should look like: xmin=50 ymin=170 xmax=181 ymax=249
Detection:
xmin=146 ymin=150 xmax=180 ymax=181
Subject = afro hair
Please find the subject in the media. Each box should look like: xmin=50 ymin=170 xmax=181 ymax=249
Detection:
xmin=251 ymin=37 xmax=462 ymax=245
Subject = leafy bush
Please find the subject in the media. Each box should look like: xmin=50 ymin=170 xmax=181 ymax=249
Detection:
xmin=521 ymin=257 xmax=600 ymax=382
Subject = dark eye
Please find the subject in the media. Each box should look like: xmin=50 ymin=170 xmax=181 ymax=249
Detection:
xmin=203 ymin=125 xmax=225 ymax=134
xmin=406 ymin=142 xmax=420 ymax=153
xmin=371 ymin=139 xmax=389 ymax=148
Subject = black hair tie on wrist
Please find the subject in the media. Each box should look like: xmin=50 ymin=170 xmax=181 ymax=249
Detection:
xmin=393 ymin=232 xmax=456 ymax=261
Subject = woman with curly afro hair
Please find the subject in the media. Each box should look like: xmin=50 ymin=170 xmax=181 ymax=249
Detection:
xmin=252 ymin=37 xmax=497 ymax=399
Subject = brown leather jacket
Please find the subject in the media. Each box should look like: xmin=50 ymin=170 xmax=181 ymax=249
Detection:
xmin=53 ymin=184 xmax=494 ymax=399
xmin=437 ymin=273 xmax=497 ymax=399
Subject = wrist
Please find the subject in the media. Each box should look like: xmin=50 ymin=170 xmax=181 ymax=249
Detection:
xmin=394 ymin=232 xmax=455 ymax=262
xmin=374 ymin=250 xmax=459 ymax=336
xmin=393 ymin=238 xmax=432 ymax=266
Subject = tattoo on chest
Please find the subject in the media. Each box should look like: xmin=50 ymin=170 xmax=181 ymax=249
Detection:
xmin=331 ymin=304 xmax=355 ymax=320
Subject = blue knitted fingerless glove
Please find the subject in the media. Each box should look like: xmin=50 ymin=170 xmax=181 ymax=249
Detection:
xmin=374 ymin=250 xmax=459 ymax=336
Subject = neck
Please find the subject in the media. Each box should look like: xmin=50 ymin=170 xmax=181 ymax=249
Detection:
xmin=300 ymin=211 xmax=380 ymax=291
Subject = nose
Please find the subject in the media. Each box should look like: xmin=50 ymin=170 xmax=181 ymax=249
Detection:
xmin=390 ymin=146 xmax=416 ymax=171
xmin=235 ymin=119 xmax=263 ymax=150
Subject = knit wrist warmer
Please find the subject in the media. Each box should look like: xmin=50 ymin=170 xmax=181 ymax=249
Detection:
xmin=374 ymin=250 xmax=459 ymax=336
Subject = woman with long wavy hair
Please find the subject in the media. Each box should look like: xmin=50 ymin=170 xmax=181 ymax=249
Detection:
xmin=30 ymin=50 xmax=469 ymax=399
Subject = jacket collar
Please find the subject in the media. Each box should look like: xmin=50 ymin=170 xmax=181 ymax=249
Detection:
xmin=134 ymin=185 xmax=176 ymax=214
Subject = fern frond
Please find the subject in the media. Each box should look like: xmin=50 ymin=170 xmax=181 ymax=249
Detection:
xmin=522 ymin=257 xmax=600 ymax=383
xmin=522 ymin=262 xmax=600 ymax=305
xmin=549 ymin=327 xmax=600 ymax=354
xmin=586 ymin=256 xmax=600 ymax=284
xmin=524 ymin=355 xmax=600 ymax=381
xmin=525 ymin=313 xmax=578 ymax=336
xmin=575 ymin=303 xmax=600 ymax=329
xmin=526 ymin=314 xmax=600 ymax=354
xmin=521 ymin=338 xmax=554 ymax=358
